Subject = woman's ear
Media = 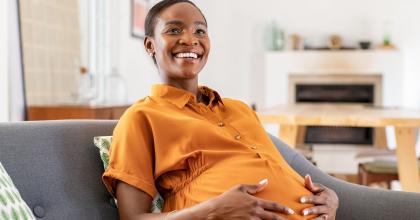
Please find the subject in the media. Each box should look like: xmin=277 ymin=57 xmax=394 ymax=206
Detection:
xmin=144 ymin=37 xmax=155 ymax=57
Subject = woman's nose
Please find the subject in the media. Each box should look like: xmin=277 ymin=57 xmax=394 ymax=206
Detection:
xmin=178 ymin=33 xmax=198 ymax=45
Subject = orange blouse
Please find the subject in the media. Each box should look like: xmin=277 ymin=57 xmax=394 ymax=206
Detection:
xmin=103 ymin=84 xmax=315 ymax=219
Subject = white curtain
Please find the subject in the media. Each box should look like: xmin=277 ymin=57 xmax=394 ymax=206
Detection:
xmin=8 ymin=0 xmax=26 ymax=121
xmin=0 ymin=0 xmax=9 ymax=122
xmin=0 ymin=1 xmax=9 ymax=122
xmin=85 ymin=0 xmax=111 ymax=105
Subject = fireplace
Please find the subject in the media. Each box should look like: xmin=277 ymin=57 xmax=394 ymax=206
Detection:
xmin=289 ymin=74 xmax=382 ymax=145
xmin=295 ymin=84 xmax=374 ymax=103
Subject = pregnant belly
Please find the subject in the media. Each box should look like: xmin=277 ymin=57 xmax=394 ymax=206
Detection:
xmin=163 ymin=155 xmax=316 ymax=219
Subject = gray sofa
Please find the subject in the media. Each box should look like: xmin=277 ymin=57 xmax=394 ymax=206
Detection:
xmin=1 ymin=120 xmax=420 ymax=220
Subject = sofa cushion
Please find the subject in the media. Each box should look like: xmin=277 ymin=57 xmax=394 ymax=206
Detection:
xmin=0 ymin=162 xmax=36 ymax=220
xmin=94 ymin=136 xmax=164 ymax=212
xmin=0 ymin=120 xmax=119 ymax=220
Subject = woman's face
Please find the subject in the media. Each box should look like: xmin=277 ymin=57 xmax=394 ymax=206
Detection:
xmin=145 ymin=3 xmax=210 ymax=81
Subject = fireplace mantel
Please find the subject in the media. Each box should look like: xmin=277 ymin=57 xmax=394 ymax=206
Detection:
xmin=264 ymin=50 xmax=403 ymax=108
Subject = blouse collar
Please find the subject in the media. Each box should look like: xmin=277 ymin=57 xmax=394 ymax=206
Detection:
xmin=151 ymin=84 xmax=224 ymax=109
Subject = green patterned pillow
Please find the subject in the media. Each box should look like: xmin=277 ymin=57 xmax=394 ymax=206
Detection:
xmin=0 ymin=162 xmax=36 ymax=220
xmin=93 ymin=136 xmax=112 ymax=170
xmin=93 ymin=136 xmax=164 ymax=213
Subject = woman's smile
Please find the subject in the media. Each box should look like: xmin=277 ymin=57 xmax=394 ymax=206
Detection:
xmin=172 ymin=47 xmax=204 ymax=65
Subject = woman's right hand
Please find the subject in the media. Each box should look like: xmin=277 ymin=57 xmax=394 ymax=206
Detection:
xmin=205 ymin=179 xmax=294 ymax=220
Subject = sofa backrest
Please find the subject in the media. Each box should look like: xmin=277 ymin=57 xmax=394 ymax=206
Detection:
xmin=4 ymin=120 xmax=420 ymax=220
xmin=0 ymin=120 xmax=119 ymax=220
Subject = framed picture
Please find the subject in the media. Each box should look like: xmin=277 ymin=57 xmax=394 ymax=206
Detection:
xmin=131 ymin=0 xmax=149 ymax=39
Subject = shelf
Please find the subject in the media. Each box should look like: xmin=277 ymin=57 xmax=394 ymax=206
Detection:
xmin=266 ymin=49 xmax=400 ymax=54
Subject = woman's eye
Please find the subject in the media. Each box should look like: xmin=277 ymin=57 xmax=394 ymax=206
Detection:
xmin=167 ymin=28 xmax=182 ymax=34
xmin=196 ymin=29 xmax=207 ymax=35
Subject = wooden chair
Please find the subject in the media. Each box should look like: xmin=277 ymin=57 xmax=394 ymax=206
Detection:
xmin=358 ymin=161 xmax=399 ymax=189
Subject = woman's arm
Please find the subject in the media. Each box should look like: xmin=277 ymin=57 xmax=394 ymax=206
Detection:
xmin=116 ymin=180 xmax=295 ymax=220
xmin=117 ymin=180 xmax=213 ymax=220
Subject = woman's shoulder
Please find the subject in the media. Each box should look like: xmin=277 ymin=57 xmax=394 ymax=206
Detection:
xmin=221 ymin=98 xmax=260 ymax=121
xmin=127 ymin=96 xmax=155 ymax=110
xmin=120 ymin=96 xmax=160 ymax=120
xmin=113 ymin=97 xmax=159 ymax=133
xmin=221 ymin=98 xmax=254 ymax=112
xmin=222 ymin=98 xmax=249 ymax=107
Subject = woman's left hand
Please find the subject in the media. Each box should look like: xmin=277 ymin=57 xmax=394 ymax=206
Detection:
xmin=300 ymin=175 xmax=339 ymax=220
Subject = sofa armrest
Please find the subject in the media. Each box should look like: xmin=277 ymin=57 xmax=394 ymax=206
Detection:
xmin=269 ymin=133 xmax=420 ymax=220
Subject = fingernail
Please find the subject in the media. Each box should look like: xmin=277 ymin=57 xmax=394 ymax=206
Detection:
xmin=259 ymin=178 xmax=268 ymax=185
xmin=303 ymin=210 xmax=309 ymax=216
xmin=300 ymin=197 xmax=306 ymax=203
xmin=288 ymin=209 xmax=295 ymax=215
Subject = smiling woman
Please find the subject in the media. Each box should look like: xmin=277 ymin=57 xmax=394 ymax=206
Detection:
xmin=102 ymin=1 xmax=339 ymax=220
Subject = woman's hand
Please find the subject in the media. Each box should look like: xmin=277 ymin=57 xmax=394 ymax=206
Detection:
xmin=207 ymin=179 xmax=294 ymax=220
xmin=300 ymin=175 xmax=339 ymax=220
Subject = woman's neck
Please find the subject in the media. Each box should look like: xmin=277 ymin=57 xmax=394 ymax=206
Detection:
xmin=162 ymin=78 xmax=201 ymax=100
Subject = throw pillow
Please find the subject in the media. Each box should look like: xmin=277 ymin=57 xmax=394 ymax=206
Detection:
xmin=93 ymin=136 xmax=164 ymax=213
xmin=0 ymin=162 xmax=36 ymax=220
xmin=93 ymin=136 xmax=112 ymax=170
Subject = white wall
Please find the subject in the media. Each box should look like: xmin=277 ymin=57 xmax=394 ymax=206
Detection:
xmin=0 ymin=0 xmax=9 ymax=122
xmin=400 ymin=0 xmax=420 ymax=108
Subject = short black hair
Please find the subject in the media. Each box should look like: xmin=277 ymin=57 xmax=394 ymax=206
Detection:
xmin=144 ymin=0 xmax=207 ymax=37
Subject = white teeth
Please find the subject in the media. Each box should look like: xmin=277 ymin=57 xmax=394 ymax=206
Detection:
xmin=175 ymin=52 xmax=198 ymax=59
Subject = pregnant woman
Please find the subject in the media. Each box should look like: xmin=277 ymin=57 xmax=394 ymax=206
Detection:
xmin=103 ymin=0 xmax=339 ymax=219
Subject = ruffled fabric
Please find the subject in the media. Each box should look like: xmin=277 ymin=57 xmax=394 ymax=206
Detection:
xmin=158 ymin=154 xmax=210 ymax=211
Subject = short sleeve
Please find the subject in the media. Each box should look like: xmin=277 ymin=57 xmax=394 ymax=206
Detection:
xmin=102 ymin=107 xmax=157 ymax=199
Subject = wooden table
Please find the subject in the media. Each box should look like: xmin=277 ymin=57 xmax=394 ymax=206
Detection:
xmin=258 ymin=104 xmax=420 ymax=192
xmin=27 ymin=105 xmax=130 ymax=120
